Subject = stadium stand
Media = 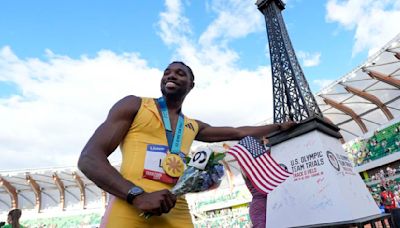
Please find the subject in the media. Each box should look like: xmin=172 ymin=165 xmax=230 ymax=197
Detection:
xmin=315 ymin=33 xmax=400 ymax=143
xmin=0 ymin=166 xmax=112 ymax=227
xmin=193 ymin=206 xmax=251 ymax=228
xmin=185 ymin=162 xmax=253 ymax=228
xmin=22 ymin=212 xmax=101 ymax=228
xmin=344 ymin=121 xmax=400 ymax=166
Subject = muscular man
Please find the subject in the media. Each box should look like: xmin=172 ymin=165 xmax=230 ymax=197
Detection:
xmin=78 ymin=61 xmax=295 ymax=227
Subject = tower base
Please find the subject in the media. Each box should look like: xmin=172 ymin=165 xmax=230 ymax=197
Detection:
xmin=265 ymin=117 xmax=380 ymax=228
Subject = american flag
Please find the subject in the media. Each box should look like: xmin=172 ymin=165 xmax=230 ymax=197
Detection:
xmin=227 ymin=136 xmax=292 ymax=194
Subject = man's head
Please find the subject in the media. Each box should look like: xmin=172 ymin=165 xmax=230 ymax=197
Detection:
xmin=7 ymin=209 xmax=21 ymax=224
xmin=170 ymin=61 xmax=195 ymax=82
xmin=160 ymin=61 xmax=195 ymax=100
xmin=380 ymin=186 xmax=386 ymax=192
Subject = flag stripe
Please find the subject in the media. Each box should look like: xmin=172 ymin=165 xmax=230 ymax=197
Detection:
xmin=228 ymin=152 xmax=271 ymax=194
xmin=263 ymin=151 xmax=292 ymax=176
xmin=228 ymin=147 xmax=275 ymax=190
xmin=233 ymin=145 xmax=282 ymax=186
xmin=228 ymin=146 xmax=277 ymax=189
xmin=258 ymin=154 xmax=287 ymax=181
xmin=259 ymin=154 xmax=290 ymax=179
xmin=227 ymin=136 xmax=292 ymax=195
xmin=255 ymin=153 xmax=285 ymax=184
xmin=227 ymin=151 xmax=273 ymax=193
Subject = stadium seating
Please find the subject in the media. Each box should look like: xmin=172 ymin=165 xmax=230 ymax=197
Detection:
xmin=193 ymin=206 xmax=251 ymax=228
xmin=344 ymin=121 xmax=400 ymax=166
xmin=21 ymin=213 xmax=101 ymax=228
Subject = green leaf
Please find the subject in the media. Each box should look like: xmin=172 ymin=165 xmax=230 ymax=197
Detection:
xmin=207 ymin=152 xmax=226 ymax=167
xmin=213 ymin=153 xmax=226 ymax=162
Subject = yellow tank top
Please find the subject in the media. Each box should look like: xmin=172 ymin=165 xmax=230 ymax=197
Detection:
xmin=101 ymin=97 xmax=199 ymax=228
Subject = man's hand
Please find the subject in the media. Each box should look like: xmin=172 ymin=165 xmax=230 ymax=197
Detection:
xmin=132 ymin=189 xmax=177 ymax=216
xmin=280 ymin=120 xmax=297 ymax=131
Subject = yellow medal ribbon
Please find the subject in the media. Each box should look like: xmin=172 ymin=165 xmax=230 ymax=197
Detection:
xmin=162 ymin=153 xmax=185 ymax=178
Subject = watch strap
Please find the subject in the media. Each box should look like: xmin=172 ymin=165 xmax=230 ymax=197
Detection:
xmin=126 ymin=186 xmax=144 ymax=204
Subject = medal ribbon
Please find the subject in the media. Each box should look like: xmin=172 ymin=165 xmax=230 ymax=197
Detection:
xmin=157 ymin=97 xmax=184 ymax=154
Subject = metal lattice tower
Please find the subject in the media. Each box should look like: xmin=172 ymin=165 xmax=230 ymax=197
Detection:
xmin=257 ymin=0 xmax=323 ymax=123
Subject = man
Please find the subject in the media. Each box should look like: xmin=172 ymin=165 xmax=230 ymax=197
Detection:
xmin=78 ymin=61 xmax=295 ymax=227
xmin=2 ymin=209 xmax=25 ymax=228
xmin=380 ymin=186 xmax=396 ymax=213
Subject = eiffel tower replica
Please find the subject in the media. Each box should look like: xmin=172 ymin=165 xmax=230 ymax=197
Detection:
xmin=256 ymin=0 xmax=382 ymax=227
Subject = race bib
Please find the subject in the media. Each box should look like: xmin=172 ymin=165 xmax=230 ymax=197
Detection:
xmin=142 ymin=144 xmax=185 ymax=184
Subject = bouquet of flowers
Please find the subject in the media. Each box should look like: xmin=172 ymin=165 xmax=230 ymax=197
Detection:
xmin=144 ymin=150 xmax=225 ymax=218
xmin=171 ymin=152 xmax=225 ymax=195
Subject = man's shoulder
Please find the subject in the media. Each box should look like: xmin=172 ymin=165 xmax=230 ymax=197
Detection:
xmin=139 ymin=96 xmax=156 ymax=103
xmin=183 ymin=116 xmax=200 ymax=126
xmin=118 ymin=95 xmax=143 ymax=106
xmin=110 ymin=95 xmax=143 ymax=118
xmin=183 ymin=118 xmax=200 ymax=134
xmin=122 ymin=95 xmax=142 ymax=102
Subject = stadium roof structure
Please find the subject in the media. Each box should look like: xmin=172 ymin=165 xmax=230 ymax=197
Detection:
xmin=0 ymin=165 xmax=116 ymax=214
xmin=316 ymin=33 xmax=400 ymax=142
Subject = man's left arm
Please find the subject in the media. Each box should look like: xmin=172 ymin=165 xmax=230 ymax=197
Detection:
xmin=195 ymin=120 xmax=296 ymax=142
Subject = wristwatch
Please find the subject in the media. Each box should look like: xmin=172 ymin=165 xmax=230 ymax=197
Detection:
xmin=126 ymin=186 xmax=144 ymax=204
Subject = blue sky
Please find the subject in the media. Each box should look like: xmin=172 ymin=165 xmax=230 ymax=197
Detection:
xmin=0 ymin=2 xmax=166 ymax=60
xmin=0 ymin=0 xmax=371 ymax=92
xmin=0 ymin=0 xmax=399 ymax=169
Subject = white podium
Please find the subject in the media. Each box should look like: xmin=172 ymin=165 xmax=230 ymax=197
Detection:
xmin=265 ymin=117 xmax=380 ymax=228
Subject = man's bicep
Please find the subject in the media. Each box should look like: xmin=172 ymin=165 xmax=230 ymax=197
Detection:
xmin=86 ymin=119 xmax=130 ymax=157
xmin=82 ymin=96 xmax=140 ymax=157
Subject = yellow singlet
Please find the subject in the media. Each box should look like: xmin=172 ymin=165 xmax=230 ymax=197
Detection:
xmin=100 ymin=97 xmax=199 ymax=228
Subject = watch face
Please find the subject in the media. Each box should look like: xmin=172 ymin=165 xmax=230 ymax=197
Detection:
xmin=127 ymin=186 xmax=144 ymax=204
xmin=131 ymin=187 xmax=144 ymax=195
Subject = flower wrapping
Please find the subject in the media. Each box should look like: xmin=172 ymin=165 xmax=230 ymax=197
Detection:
xmin=144 ymin=152 xmax=225 ymax=218
xmin=171 ymin=162 xmax=225 ymax=196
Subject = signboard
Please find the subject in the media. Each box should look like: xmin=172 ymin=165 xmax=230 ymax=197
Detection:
xmin=189 ymin=148 xmax=213 ymax=170
xmin=266 ymin=130 xmax=380 ymax=228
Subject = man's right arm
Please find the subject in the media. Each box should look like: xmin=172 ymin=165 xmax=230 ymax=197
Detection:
xmin=78 ymin=96 xmax=176 ymax=216
xmin=78 ymin=95 xmax=141 ymax=200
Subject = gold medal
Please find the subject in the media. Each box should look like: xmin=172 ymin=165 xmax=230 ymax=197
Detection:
xmin=162 ymin=153 xmax=185 ymax=177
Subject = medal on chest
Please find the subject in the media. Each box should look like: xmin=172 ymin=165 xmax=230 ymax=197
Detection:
xmin=157 ymin=97 xmax=186 ymax=178
xmin=162 ymin=153 xmax=185 ymax=177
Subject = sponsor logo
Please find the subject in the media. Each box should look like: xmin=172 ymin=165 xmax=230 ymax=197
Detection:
xmin=326 ymin=150 xmax=340 ymax=171
xmin=185 ymin=123 xmax=195 ymax=131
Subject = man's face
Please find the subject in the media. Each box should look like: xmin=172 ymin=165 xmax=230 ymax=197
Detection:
xmin=160 ymin=63 xmax=194 ymax=99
